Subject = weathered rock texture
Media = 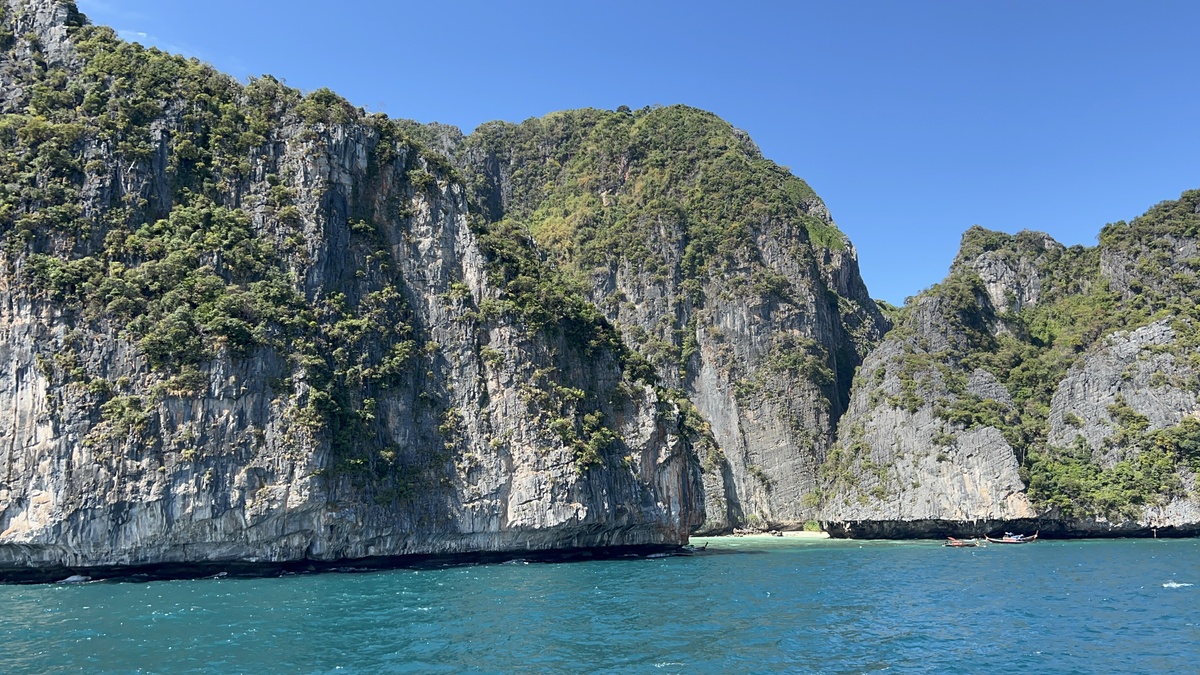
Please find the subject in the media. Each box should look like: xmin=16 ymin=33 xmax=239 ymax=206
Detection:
xmin=3 ymin=0 xmax=1200 ymax=566
xmin=1047 ymin=320 xmax=1198 ymax=461
xmin=817 ymin=336 xmax=1036 ymax=526
xmin=445 ymin=109 xmax=889 ymax=532
xmin=0 ymin=0 xmax=702 ymax=577
xmin=822 ymin=198 xmax=1200 ymax=537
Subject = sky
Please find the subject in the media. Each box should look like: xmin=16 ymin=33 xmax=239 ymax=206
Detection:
xmin=75 ymin=0 xmax=1200 ymax=305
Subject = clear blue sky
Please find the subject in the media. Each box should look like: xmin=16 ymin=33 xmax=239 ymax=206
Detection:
xmin=76 ymin=0 xmax=1200 ymax=305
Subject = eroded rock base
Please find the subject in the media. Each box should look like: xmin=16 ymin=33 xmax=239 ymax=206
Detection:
xmin=824 ymin=520 xmax=1200 ymax=539
xmin=0 ymin=543 xmax=684 ymax=585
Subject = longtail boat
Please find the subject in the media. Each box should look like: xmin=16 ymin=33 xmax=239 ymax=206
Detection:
xmin=943 ymin=537 xmax=980 ymax=547
xmin=985 ymin=531 xmax=1038 ymax=544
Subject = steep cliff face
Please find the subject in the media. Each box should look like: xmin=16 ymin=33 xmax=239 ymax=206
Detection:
xmin=4 ymin=0 xmax=1196 ymax=562
xmin=823 ymin=192 xmax=1200 ymax=536
xmin=0 ymin=0 xmax=702 ymax=577
xmin=450 ymin=109 xmax=889 ymax=532
xmin=816 ymin=326 xmax=1037 ymax=535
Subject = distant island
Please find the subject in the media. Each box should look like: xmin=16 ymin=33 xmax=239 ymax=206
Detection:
xmin=0 ymin=0 xmax=1197 ymax=581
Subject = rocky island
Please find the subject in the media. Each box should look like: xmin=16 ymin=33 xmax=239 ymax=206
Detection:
xmin=0 ymin=0 xmax=1198 ymax=581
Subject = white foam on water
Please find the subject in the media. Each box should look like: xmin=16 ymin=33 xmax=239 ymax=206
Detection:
xmin=1162 ymin=581 xmax=1193 ymax=588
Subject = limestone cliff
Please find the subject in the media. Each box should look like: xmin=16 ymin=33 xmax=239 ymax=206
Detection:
xmin=0 ymin=0 xmax=702 ymax=578
xmin=3 ymin=0 xmax=1198 ymax=565
xmin=448 ymin=109 xmax=889 ymax=532
xmin=823 ymin=194 xmax=1200 ymax=537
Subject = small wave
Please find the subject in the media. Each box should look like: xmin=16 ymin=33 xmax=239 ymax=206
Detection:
xmin=654 ymin=663 xmax=684 ymax=668
xmin=1163 ymin=581 xmax=1193 ymax=588
xmin=55 ymin=575 xmax=91 ymax=585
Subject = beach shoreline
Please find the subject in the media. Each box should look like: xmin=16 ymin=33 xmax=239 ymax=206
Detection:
xmin=695 ymin=531 xmax=831 ymax=541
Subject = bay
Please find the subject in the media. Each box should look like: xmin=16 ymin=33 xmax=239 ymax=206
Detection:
xmin=1 ymin=537 xmax=1197 ymax=673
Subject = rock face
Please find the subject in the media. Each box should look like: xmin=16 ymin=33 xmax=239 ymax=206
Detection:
xmin=2 ymin=0 xmax=1199 ymax=566
xmin=1047 ymin=320 xmax=1198 ymax=463
xmin=817 ymin=337 xmax=1036 ymax=528
xmin=0 ymin=0 xmax=702 ymax=577
xmin=823 ymin=193 xmax=1200 ymax=537
xmin=448 ymin=109 xmax=889 ymax=532
xmin=957 ymin=227 xmax=1063 ymax=314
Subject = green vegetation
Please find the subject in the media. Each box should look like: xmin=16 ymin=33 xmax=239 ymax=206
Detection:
xmin=1025 ymin=418 xmax=1200 ymax=520
xmin=19 ymin=2 xmax=1199 ymax=516
xmin=1 ymin=18 xmax=439 ymax=473
xmin=97 ymin=394 xmax=150 ymax=437
xmin=0 ymin=4 xmax=690 ymax=482
xmin=468 ymin=216 xmax=653 ymax=379
xmin=735 ymin=332 xmax=832 ymax=402
xmin=518 ymin=366 xmax=622 ymax=469
xmin=27 ymin=199 xmax=296 ymax=369
xmin=463 ymin=106 xmax=843 ymax=276
xmin=888 ymin=194 xmax=1200 ymax=519
xmin=459 ymin=105 xmax=867 ymax=391
xmin=746 ymin=464 xmax=773 ymax=490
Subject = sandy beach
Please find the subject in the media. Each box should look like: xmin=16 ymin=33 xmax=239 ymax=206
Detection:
xmin=696 ymin=531 xmax=831 ymax=541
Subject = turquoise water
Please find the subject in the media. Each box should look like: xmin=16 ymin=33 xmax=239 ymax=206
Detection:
xmin=2 ymin=537 xmax=1197 ymax=674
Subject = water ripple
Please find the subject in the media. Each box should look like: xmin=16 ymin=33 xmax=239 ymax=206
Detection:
xmin=1 ymin=538 xmax=1197 ymax=673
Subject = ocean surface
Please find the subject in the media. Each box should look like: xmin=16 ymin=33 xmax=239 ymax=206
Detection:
xmin=1 ymin=536 xmax=1197 ymax=674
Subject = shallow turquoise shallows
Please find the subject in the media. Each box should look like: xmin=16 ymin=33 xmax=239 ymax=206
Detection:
xmin=2 ymin=537 xmax=1197 ymax=673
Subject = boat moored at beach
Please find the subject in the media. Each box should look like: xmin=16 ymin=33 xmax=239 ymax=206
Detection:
xmin=985 ymin=531 xmax=1038 ymax=544
xmin=943 ymin=537 xmax=981 ymax=548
